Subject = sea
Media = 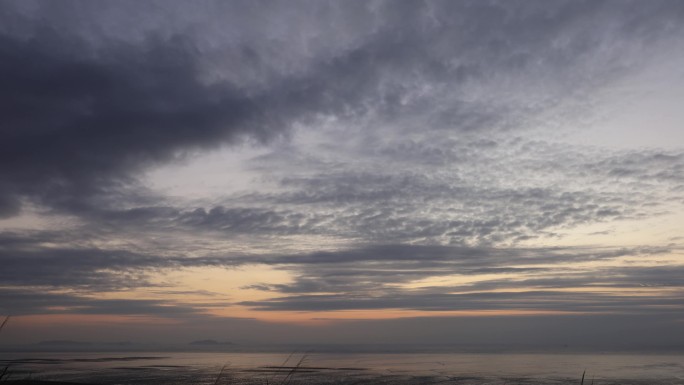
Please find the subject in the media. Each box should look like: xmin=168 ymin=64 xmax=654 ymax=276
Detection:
xmin=1 ymin=351 xmax=683 ymax=384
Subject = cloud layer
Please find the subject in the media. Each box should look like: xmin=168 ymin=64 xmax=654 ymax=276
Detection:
xmin=1 ymin=0 xmax=684 ymax=347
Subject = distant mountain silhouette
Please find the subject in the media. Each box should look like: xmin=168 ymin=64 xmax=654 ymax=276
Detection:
xmin=38 ymin=340 xmax=92 ymax=346
xmin=189 ymin=339 xmax=233 ymax=346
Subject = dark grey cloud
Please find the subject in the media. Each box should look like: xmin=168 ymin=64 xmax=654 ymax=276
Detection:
xmin=0 ymin=288 xmax=224 ymax=317
xmin=235 ymin=244 xmax=683 ymax=315
xmin=4 ymin=229 xmax=679 ymax=317
xmin=0 ymin=29 xmax=292 ymax=217
xmin=243 ymin=253 xmax=684 ymax=314
xmin=240 ymin=290 xmax=684 ymax=314
xmin=0 ymin=230 xmax=244 ymax=291
xmin=0 ymin=243 xmax=160 ymax=290
xmin=238 ymin=245 xmax=681 ymax=310
xmin=2 ymin=0 xmax=683 ymax=219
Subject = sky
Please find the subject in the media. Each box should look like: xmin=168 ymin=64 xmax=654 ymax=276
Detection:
xmin=1 ymin=0 xmax=684 ymax=350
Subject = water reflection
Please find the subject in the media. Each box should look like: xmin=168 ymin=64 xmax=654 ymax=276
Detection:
xmin=0 ymin=352 xmax=682 ymax=384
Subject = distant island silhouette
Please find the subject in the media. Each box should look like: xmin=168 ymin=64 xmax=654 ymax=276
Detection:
xmin=189 ymin=339 xmax=233 ymax=346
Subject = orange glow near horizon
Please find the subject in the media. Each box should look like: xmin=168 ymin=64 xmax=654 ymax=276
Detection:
xmin=7 ymin=308 xmax=591 ymax=331
xmin=13 ymin=314 xmax=186 ymax=327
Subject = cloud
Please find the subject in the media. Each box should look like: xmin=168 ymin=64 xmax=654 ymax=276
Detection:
xmin=237 ymin=244 xmax=683 ymax=315
xmin=0 ymin=287 xmax=222 ymax=317
xmin=238 ymin=244 xmax=681 ymax=304
xmin=0 ymin=29 xmax=296 ymax=217
xmin=42 ymin=141 xmax=682 ymax=248
xmin=2 ymin=0 xmax=683 ymax=219
xmin=240 ymin=290 xmax=684 ymax=313
xmin=1 ymin=1 xmax=684 ymax=347
xmin=3 ymin=228 xmax=680 ymax=317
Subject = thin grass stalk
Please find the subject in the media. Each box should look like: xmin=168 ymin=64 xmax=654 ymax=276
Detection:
xmin=0 ymin=365 xmax=9 ymax=381
xmin=267 ymin=352 xmax=296 ymax=384
xmin=280 ymin=354 xmax=307 ymax=385
xmin=0 ymin=316 xmax=10 ymax=381
xmin=213 ymin=363 xmax=229 ymax=385
xmin=0 ymin=316 xmax=9 ymax=333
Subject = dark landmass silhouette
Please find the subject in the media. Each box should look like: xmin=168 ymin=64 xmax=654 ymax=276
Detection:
xmin=189 ymin=339 xmax=233 ymax=346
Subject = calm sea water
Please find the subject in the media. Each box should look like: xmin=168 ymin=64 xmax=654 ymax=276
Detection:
xmin=1 ymin=352 xmax=683 ymax=384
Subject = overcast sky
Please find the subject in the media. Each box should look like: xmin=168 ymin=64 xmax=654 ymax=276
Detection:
xmin=1 ymin=0 xmax=684 ymax=350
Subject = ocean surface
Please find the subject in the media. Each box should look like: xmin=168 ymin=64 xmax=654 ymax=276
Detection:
xmin=1 ymin=352 xmax=683 ymax=384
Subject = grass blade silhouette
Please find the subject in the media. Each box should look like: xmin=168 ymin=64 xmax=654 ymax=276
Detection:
xmin=0 ymin=366 xmax=8 ymax=379
xmin=213 ymin=363 xmax=229 ymax=385
xmin=0 ymin=316 xmax=10 ymax=381
xmin=266 ymin=351 xmax=296 ymax=384
xmin=280 ymin=354 xmax=307 ymax=385
xmin=581 ymin=370 xmax=586 ymax=385
xmin=0 ymin=316 xmax=9 ymax=333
